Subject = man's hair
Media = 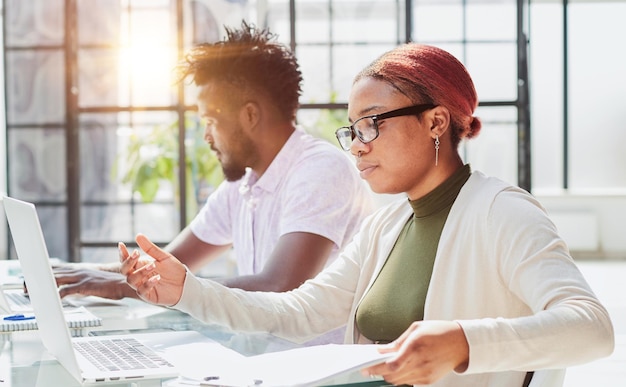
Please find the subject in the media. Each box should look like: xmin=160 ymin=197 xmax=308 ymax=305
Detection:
xmin=178 ymin=20 xmax=302 ymax=121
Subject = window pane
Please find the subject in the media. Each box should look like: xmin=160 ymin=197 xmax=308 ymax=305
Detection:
xmin=264 ymin=0 xmax=291 ymax=44
xmin=112 ymin=111 xmax=180 ymax=203
xmin=296 ymin=1 xmax=330 ymax=44
xmin=299 ymin=46 xmax=331 ymax=103
xmin=5 ymin=50 xmax=65 ymax=125
xmin=331 ymin=0 xmax=403 ymax=44
xmin=183 ymin=0 xmax=251 ymax=45
xmin=462 ymin=106 xmax=518 ymax=186
xmin=7 ymin=128 xmax=67 ymax=201
xmin=529 ymin=3 xmax=564 ymax=191
xmin=413 ymin=2 xmax=464 ymax=42
xmin=80 ymin=247 xmax=120 ymax=265
xmin=78 ymin=49 xmax=120 ymax=107
xmin=118 ymin=4 xmax=178 ymax=106
xmin=79 ymin=114 xmax=121 ymax=202
xmin=78 ymin=0 xmax=121 ymax=45
xmin=41 ymin=205 xmax=68 ymax=260
xmin=81 ymin=204 xmax=133 ymax=243
xmin=568 ymin=2 xmax=626 ymax=190
xmin=300 ymin=43 xmax=396 ymax=104
xmin=297 ymin=108 xmax=348 ymax=146
xmin=466 ymin=43 xmax=517 ymax=102
xmin=134 ymin=203 xmax=180 ymax=241
xmin=8 ymin=205 xmax=68 ymax=261
xmin=4 ymin=0 xmax=64 ymax=46
xmin=466 ymin=2 xmax=516 ymax=41
xmin=331 ymin=44 xmax=396 ymax=102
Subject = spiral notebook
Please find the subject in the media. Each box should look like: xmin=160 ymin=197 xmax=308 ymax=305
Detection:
xmin=0 ymin=306 xmax=102 ymax=332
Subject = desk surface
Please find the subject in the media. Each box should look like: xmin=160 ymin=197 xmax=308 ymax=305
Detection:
xmin=0 ymin=298 xmax=376 ymax=387
xmin=2 ymin=260 xmax=624 ymax=386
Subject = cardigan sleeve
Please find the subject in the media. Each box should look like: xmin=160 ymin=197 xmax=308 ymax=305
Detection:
xmin=457 ymin=187 xmax=614 ymax=374
xmin=172 ymin=220 xmax=375 ymax=344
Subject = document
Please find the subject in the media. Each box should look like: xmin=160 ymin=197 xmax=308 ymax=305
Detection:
xmin=166 ymin=343 xmax=392 ymax=387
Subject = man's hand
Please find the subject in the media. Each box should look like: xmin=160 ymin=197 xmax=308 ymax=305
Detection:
xmin=362 ymin=320 xmax=470 ymax=386
xmin=54 ymin=266 xmax=136 ymax=300
xmin=120 ymin=233 xmax=187 ymax=307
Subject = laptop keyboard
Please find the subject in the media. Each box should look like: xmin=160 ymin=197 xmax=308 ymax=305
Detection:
xmin=6 ymin=291 xmax=30 ymax=307
xmin=74 ymin=338 xmax=174 ymax=372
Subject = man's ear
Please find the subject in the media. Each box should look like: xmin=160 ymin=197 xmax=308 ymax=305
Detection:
xmin=428 ymin=105 xmax=451 ymax=139
xmin=239 ymin=101 xmax=261 ymax=131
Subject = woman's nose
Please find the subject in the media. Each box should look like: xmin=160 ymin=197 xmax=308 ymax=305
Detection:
xmin=350 ymin=137 xmax=367 ymax=158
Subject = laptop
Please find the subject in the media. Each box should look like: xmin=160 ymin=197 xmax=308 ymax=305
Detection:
xmin=0 ymin=255 xmax=32 ymax=313
xmin=0 ymin=278 xmax=125 ymax=314
xmin=2 ymin=196 xmax=201 ymax=384
xmin=0 ymin=286 xmax=32 ymax=313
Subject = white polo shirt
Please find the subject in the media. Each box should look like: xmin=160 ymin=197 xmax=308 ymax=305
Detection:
xmin=189 ymin=127 xmax=373 ymax=275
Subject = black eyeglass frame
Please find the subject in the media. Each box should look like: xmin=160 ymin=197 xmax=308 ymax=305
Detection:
xmin=334 ymin=104 xmax=437 ymax=151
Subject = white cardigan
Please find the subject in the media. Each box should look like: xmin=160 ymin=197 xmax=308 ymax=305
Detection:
xmin=176 ymin=171 xmax=614 ymax=387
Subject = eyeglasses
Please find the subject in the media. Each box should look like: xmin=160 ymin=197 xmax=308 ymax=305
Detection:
xmin=334 ymin=104 xmax=437 ymax=151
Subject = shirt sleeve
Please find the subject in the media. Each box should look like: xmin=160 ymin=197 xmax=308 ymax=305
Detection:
xmin=189 ymin=180 xmax=238 ymax=246
xmin=275 ymin=148 xmax=372 ymax=250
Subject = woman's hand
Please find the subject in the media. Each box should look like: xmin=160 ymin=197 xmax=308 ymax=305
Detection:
xmin=120 ymin=233 xmax=187 ymax=306
xmin=362 ymin=320 xmax=469 ymax=386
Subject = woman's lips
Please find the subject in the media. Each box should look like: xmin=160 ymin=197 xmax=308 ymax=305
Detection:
xmin=357 ymin=162 xmax=376 ymax=179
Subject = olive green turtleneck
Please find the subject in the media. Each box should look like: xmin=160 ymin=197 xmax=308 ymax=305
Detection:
xmin=356 ymin=164 xmax=471 ymax=343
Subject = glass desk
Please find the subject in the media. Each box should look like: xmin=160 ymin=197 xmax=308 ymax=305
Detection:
xmin=0 ymin=298 xmax=382 ymax=387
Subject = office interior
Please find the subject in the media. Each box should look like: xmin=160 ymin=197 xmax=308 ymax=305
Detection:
xmin=0 ymin=0 xmax=624 ymax=385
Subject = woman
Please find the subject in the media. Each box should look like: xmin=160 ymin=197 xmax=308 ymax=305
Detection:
xmin=122 ymin=44 xmax=614 ymax=386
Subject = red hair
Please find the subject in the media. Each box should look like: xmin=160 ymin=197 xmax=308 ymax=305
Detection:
xmin=354 ymin=44 xmax=481 ymax=147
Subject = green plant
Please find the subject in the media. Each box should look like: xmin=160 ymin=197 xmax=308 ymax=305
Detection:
xmin=112 ymin=118 xmax=224 ymax=220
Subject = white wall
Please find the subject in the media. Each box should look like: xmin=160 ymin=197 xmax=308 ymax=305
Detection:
xmin=372 ymin=191 xmax=626 ymax=259
xmin=538 ymin=193 xmax=626 ymax=259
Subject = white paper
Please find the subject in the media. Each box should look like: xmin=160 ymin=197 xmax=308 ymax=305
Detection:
xmin=166 ymin=343 xmax=392 ymax=387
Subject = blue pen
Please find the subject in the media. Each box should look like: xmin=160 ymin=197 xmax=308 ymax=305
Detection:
xmin=3 ymin=314 xmax=35 ymax=321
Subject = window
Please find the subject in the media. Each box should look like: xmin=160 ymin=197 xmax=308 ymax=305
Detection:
xmin=3 ymin=0 xmax=532 ymax=262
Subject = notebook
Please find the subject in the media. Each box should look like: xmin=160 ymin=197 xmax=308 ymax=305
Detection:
xmin=1 ymin=195 xmax=191 ymax=384
xmin=1 ymin=306 xmax=102 ymax=333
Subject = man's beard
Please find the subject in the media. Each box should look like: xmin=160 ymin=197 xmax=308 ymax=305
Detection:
xmin=220 ymin=137 xmax=255 ymax=182
xmin=221 ymin=163 xmax=246 ymax=182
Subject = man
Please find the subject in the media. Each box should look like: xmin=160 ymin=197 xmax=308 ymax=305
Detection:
xmin=54 ymin=21 xmax=373 ymax=300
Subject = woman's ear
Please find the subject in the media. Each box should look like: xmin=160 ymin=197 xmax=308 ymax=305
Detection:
xmin=428 ymin=105 xmax=451 ymax=139
xmin=239 ymin=101 xmax=261 ymax=131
